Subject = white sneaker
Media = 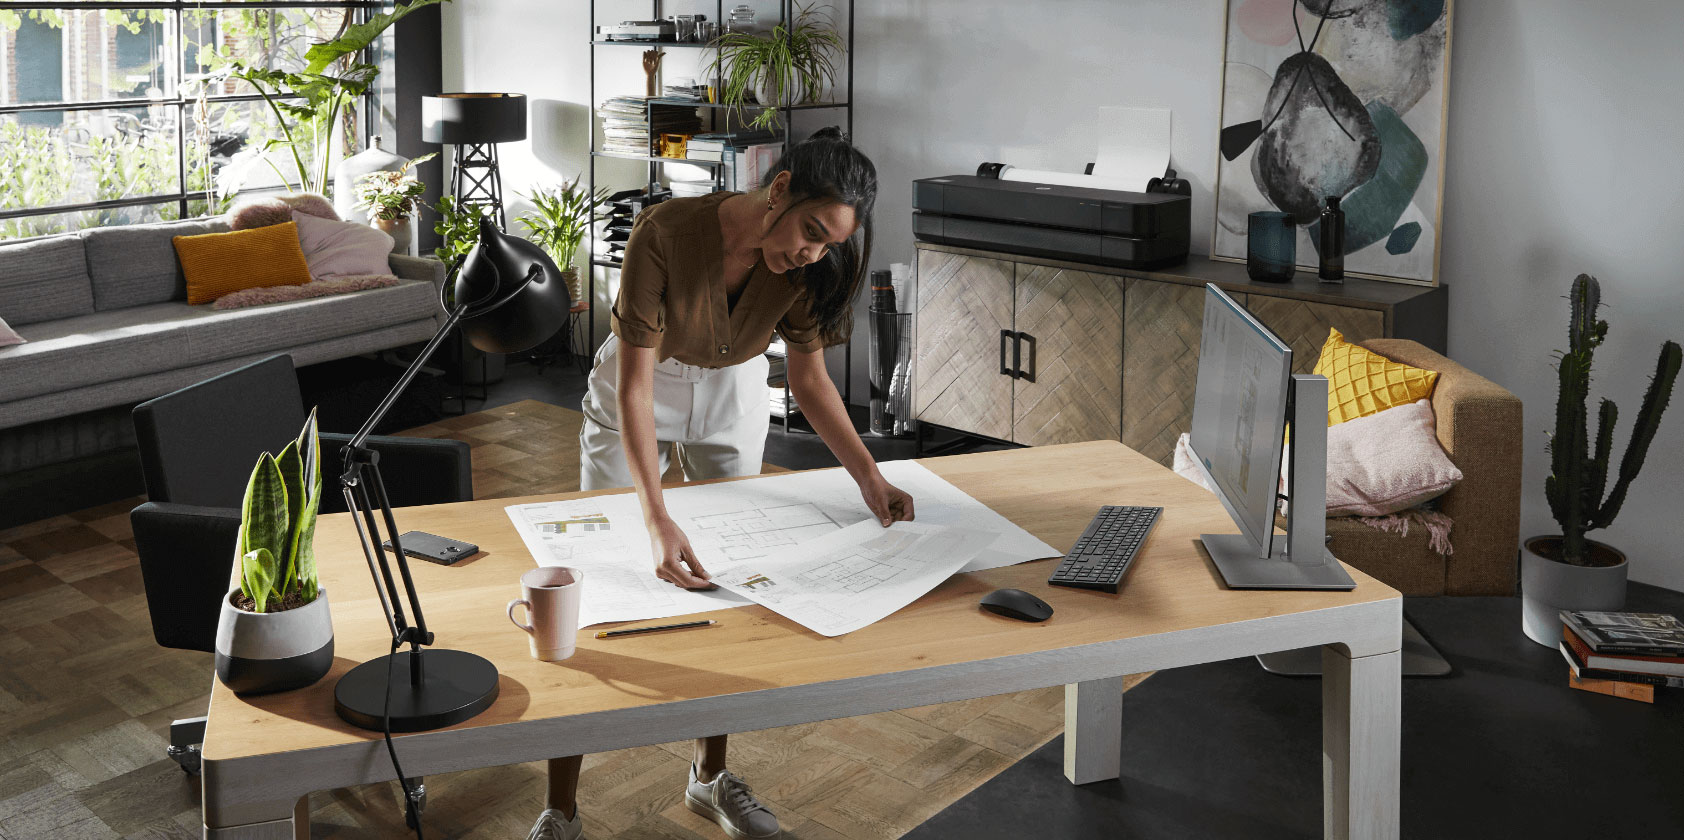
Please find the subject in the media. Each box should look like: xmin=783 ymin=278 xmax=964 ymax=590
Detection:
xmin=685 ymin=765 xmax=781 ymax=840
xmin=528 ymin=807 xmax=583 ymax=840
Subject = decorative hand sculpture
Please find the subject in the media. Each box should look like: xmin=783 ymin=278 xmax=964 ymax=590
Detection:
xmin=642 ymin=49 xmax=663 ymax=97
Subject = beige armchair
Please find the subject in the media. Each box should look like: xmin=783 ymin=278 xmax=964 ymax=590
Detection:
xmin=1326 ymin=339 xmax=1524 ymax=597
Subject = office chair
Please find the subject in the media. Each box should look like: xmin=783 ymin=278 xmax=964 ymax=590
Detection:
xmin=130 ymin=354 xmax=472 ymax=773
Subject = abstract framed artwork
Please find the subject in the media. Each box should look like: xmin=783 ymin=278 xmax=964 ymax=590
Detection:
xmin=1213 ymin=0 xmax=1453 ymax=286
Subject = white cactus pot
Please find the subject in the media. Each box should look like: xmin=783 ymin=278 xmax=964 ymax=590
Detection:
xmin=1520 ymin=537 xmax=1627 ymax=647
xmin=214 ymin=587 xmax=334 ymax=694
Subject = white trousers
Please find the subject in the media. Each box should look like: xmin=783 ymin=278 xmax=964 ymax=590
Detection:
xmin=579 ymin=334 xmax=771 ymax=491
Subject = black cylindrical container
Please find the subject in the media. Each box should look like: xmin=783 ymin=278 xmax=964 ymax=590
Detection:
xmin=1319 ymin=196 xmax=1345 ymax=283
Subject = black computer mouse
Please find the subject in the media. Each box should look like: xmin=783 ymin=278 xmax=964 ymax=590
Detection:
xmin=979 ymin=588 xmax=1054 ymax=622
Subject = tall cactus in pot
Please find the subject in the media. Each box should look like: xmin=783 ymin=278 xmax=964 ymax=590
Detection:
xmin=1544 ymin=274 xmax=1682 ymax=566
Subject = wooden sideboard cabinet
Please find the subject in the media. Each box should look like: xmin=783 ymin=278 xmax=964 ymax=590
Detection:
xmin=912 ymin=243 xmax=1447 ymax=465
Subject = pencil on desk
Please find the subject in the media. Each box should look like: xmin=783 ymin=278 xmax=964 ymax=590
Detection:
xmin=596 ymin=619 xmax=716 ymax=639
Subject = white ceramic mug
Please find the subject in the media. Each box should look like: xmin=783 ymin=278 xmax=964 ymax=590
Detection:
xmin=507 ymin=567 xmax=583 ymax=661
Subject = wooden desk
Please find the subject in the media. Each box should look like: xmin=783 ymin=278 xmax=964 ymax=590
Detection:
xmin=200 ymin=441 xmax=1402 ymax=839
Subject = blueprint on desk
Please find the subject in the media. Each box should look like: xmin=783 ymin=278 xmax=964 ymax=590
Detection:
xmin=504 ymin=461 xmax=1060 ymax=629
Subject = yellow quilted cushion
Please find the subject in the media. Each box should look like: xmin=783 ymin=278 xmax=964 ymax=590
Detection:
xmin=1313 ymin=328 xmax=1439 ymax=426
xmin=173 ymin=222 xmax=312 ymax=305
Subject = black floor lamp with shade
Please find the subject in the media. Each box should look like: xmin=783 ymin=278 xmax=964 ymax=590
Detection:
xmin=422 ymin=92 xmax=528 ymax=228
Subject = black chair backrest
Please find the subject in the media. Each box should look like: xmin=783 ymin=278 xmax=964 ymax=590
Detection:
xmin=133 ymin=355 xmax=308 ymax=507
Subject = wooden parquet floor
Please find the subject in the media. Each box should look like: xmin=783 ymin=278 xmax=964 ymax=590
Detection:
xmin=0 ymin=399 xmax=1146 ymax=839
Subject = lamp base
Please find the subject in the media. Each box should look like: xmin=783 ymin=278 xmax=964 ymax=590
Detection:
xmin=334 ymin=648 xmax=500 ymax=733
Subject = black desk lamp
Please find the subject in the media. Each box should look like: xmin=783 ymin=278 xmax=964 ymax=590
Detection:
xmin=334 ymin=215 xmax=572 ymax=732
xmin=422 ymin=92 xmax=527 ymax=229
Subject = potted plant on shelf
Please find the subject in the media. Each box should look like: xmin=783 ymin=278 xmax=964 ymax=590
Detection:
xmin=354 ymin=152 xmax=436 ymax=256
xmin=1521 ymin=274 xmax=1681 ymax=646
xmin=517 ymin=175 xmax=610 ymax=305
xmin=214 ymin=411 xmax=335 ymax=694
xmin=708 ymin=2 xmax=845 ymax=130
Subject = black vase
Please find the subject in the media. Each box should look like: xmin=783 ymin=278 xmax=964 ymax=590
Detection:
xmin=1246 ymin=211 xmax=1296 ymax=283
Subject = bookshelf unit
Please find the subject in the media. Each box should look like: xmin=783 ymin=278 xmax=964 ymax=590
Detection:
xmin=586 ymin=1 xmax=857 ymax=423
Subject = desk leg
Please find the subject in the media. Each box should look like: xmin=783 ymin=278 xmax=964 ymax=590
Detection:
xmin=1322 ymin=647 xmax=1400 ymax=840
xmin=1062 ymin=677 xmax=1124 ymax=784
xmin=202 ymin=795 xmax=307 ymax=840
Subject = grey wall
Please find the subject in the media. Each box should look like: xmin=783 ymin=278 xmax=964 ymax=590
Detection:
xmin=445 ymin=1 xmax=1684 ymax=590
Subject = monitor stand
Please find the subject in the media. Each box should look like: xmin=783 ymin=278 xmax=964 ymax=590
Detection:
xmin=1201 ymin=374 xmax=1355 ymax=592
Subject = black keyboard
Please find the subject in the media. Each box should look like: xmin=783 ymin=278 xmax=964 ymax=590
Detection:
xmin=1047 ymin=505 xmax=1163 ymax=593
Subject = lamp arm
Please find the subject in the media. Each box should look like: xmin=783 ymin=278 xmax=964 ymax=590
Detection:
xmin=346 ymin=299 xmax=471 ymax=454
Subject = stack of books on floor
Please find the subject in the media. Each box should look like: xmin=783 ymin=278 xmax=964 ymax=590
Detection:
xmin=1559 ymin=610 xmax=1684 ymax=703
xmin=599 ymin=97 xmax=703 ymax=156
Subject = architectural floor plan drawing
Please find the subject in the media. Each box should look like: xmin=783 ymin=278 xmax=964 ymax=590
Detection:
xmin=711 ymin=521 xmax=995 ymax=637
xmin=504 ymin=461 xmax=1059 ymax=629
xmin=688 ymin=503 xmax=843 ymax=561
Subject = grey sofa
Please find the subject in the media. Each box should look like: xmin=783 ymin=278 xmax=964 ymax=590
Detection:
xmin=0 ymin=216 xmax=446 ymax=522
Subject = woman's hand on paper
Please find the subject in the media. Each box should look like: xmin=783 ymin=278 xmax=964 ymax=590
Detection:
xmin=650 ymin=516 xmax=715 ymax=590
xmin=861 ymin=477 xmax=915 ymax=527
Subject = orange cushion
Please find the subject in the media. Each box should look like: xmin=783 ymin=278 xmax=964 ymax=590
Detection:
xmin=173 ymin=222 xmax=313 ymax=305
xmin=1313 ymin=328 xmax=1440 ymax=425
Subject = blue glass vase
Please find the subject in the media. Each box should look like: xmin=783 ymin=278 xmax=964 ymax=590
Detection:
xmin=1246 ymin=211 xmax=1296 ymax=283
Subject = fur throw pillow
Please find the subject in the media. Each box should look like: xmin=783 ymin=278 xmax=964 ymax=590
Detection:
xmin=230 ymin=193 xmax=339 ymax=230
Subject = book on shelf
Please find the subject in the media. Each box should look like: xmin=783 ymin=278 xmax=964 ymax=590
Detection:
xmin=1562 ymin=626 xmax=1684 ymax=678
xmin=1559 ymin=637 xmax=1684 ymax=688
xmin=1560 ymin=610 xmax=1684 ymax=657
xmin=669 ymin=179 xmax=714 ymax=198
xmin=1567 ymin=671 xmax=1656 ymax=703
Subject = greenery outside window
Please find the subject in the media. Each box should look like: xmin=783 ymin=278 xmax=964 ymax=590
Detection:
xmin=0 ymin=2 xmax=391 ymax=240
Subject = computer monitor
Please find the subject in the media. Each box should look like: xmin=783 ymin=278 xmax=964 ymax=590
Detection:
xmin=1187 ymin=284 xmax=1354 ymax=590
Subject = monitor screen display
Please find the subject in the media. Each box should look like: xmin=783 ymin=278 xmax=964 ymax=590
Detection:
xmin=1188 ymin=285 xmax=1293 ymax=551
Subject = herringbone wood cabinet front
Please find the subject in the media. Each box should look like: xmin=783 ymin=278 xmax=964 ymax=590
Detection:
xmin=912 ymin=243 xmax=1410 ymax=465
xmin=913 ymin=250 xmax=1015 ymax=441
xmin=1013 ymin=266 xmax=1123 ymax=447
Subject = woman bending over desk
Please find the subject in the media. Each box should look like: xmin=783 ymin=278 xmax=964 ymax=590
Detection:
xmin=535 ymin=128 xmax=914 ymax=840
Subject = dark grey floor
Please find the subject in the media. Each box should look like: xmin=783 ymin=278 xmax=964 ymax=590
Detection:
xmin=905 ymin=585 xmax=1684 ymax=840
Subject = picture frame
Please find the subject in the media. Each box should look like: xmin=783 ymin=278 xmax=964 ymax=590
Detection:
xmin=1211 ymin=0 xmax=1455 ymax=286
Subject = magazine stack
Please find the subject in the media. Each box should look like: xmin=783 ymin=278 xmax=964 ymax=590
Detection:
xmin=1559 ymin=610 xmax=1684 ymax=703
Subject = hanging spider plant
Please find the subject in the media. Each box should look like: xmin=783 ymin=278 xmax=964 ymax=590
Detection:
xmin=708 ymin=3 xmax=845 ymax=131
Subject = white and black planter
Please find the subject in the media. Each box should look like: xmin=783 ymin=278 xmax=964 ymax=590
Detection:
xmin=214 ymin=588 xmax=334 ymax=694
xmin=1520 ymin=537 xmax=1628 ymax=647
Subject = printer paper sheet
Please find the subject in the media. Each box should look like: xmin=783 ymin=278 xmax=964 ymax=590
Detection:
xmin=503 ymin=461 xmax=1060 ymax=629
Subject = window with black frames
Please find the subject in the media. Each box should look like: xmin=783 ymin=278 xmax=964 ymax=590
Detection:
xmin=0 ymin=2 xmax=391 ymax=240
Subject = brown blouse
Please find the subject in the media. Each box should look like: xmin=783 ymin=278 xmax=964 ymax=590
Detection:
xmin=609 ymin=191 xmax=824 ymax=367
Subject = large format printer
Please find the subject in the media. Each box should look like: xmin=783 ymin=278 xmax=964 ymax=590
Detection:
xmin=912 ymin=164 xmax=1191 ymax=270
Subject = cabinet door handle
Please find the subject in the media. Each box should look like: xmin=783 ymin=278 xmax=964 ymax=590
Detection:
xmin=999 ymin=329 xmax=1015 ymax=376
xmin=1017 ymin=332 xmax=1037 ymax=383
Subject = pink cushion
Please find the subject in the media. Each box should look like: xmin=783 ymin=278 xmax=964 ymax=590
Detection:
xmin=0 ymin=314 xmax=22 ymax=348
xmin=1325 ymin=399 xmax=1462 ymax=516
xmin=1170 ymin=398 xmax=1461 ymax=518
xmin=290 ymin=210 xmax=393 ymax=280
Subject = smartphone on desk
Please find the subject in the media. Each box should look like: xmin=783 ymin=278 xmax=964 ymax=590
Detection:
xmin=382 ymin=531 xmax=478 ymax=565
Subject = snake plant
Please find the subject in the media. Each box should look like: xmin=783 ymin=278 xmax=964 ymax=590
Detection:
xmin=1544 ymin=274 xmax=1682 ymax=565
xmin=236 ymin=410 xmax=322 ymax=612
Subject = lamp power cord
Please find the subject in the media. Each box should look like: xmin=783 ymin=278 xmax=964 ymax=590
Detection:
xmin=384 ymin=635 xmax=425 ymax=839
